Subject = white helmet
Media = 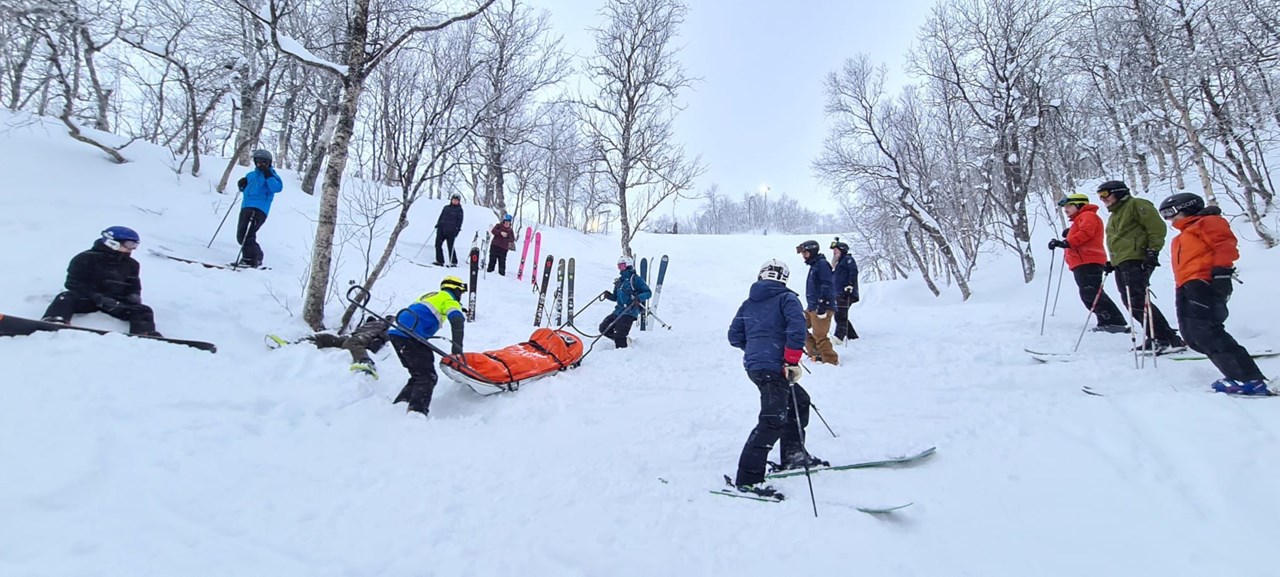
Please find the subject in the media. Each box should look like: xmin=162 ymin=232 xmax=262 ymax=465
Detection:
xmin=758 ymin=259 xmax=789 ymax=283
xmin=617 ymin=255 xmax=634 ymax=269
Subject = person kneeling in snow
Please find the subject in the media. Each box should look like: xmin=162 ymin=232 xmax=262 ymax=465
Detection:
xmin=599 ymin=255 xmax=651 ymax=348
xmin=42 ymin=226 xmax=161 ymax=337
xmin=388 ymin=276 xmax=467 ymax=415
xmin=726 ymin=259 xmax=827 ymax=499
xmin=1160 ymin=193 xmax=1271 ymax=396
xmin=268 ymin=315 xmax=390 ymax=378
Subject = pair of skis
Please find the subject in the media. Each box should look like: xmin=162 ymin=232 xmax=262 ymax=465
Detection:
xmin=517 ymin=226 xmax=541 ymax=284
xmin=533 ymin=256 xmax=575 ymax=327
xmin=636 ymin=256 xmax=668 ymax=331
xmin=467 ymin=233 xmax=480 ymax=322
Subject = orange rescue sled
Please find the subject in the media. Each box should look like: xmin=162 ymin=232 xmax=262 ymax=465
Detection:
xmin=441 ymin=328 xmax=585 ymax=395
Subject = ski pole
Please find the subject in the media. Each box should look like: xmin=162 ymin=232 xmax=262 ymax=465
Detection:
xmin=414 ymin=228 xmax=438 ymax=259
xmin=229 ymin=211 xmax=255 ymax=270
xmin=1051 ymin=252 xmax=1066 ymax=316
xmin=789 ymin=384 xmax=818 ymax=518
xmin=1124 ymin=281 xmax=1139 ymax=369
xmin=1072 ymin=270 xmax=1112 ymax=352
xmin=809 ymin=402 xmax=838 ymax=438
xmin=1144 ymin=285 xmax=1157 ymax=369
xmin=208 ymin=191 xmax=241 ymax=248
xmin=1039 ymin=247 xmax=1058 ymax=335
xmin=641 ymin=305 xmax=672 ymax=330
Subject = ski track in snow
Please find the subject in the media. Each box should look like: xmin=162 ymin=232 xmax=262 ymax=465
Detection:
xmin=2 ymin=111 xmax=1280 ymax=576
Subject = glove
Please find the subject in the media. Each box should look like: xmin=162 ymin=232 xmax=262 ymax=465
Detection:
xmin=1103 ymin=261 xmax=1115 ymax=274
xmin=782 ymin=348 xmax=804 ymax=382
xmin=95 ymin=295 xmax=120 ymax=311
xmin=258 ymin=165 xmax=273 ymax=176
xmin=124 ymin=293 xmax=141 ymax=305
xmin=1047 ymin=239 xmax=1069 ymax=250
xmin=1062 ymin=228 xmax=1070 ymax=238
xmin=602 ymin=290 xmax=615 ymax=301
xmin=1142 ymin=249 xmax=1160 ymax=273
xmin=784 ymin=364 xmax=803 ymax=383
xmin=843 ymin=286 xmax=854 ymax=295
xmin=1211 ymin=266 xmax=1235 ymax=301
xmin=237 ymin=177 xmax=247 ymax=191
xmin=451 ymin=344 xmax=463 ymax=355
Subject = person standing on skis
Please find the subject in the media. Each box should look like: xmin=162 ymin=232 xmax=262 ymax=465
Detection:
xmin=796 ymin=240 xmax=838 ymax=364
xmin=1160 ymin=193 xmax=1271 ymax=396
xmin=1048 ymin=193 xmax=1128 ymax=333
xmin=1098 ymin=180 xmax=1185 ymax=352
xmin=433 ymin=193 xmax=465 ymax=267
xmin=599 ymin=256 xmax=651 ymax=349
xmin=829 ymin=239 xmax=860 ymax=343
xmin=233 ymin=149 xmax=283 ymax=268
xmin=726 ymin=259 xmax=826 ymax=499
xmin=387 ymin=276 xmax=467 ymax=416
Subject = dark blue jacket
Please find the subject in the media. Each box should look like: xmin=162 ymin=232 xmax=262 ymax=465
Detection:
xmin=804 ymin=253 xmax=836 ymax=312
xmin=728 ymin=280 xmax=807 ymax=373
xmin=240 ymin=169 xmax=283 ymax=215
xmin=606 ymin=267 xmax=652 ymax=318
xmin=833 ymin=253 xmax=859 ymax=300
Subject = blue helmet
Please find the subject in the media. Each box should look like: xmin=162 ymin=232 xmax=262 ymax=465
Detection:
xmin=101 ymin=226 xmax=140 ymax=251
xmin=503 ymin=213 xmax=513 ymax=222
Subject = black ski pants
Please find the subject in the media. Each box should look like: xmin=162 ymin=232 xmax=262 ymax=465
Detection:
xmin=236 ymin=208 xmax=268 ymax=267
xmin=435 ymin=232 xmax=459 ymax=266
xmin=1071 ymin=263 xmax=1126 ymax=328
xmin=310 ymin=332 xmax=385 ymax=365
xmin=1114 ymin=260 xmax=1178 ymax=341
xmin=1175 ymin=281 xmax=1264 ymax=381
xmin=599 ymin=313 xmax=635 ymax=348
xmin=487 ymin=245 xmax=508 ymax=276
xmin=834 ymin=294 xmax=859 ymax=340
xmin=735 ymin=369 xmax=810 ymax=486
xmin=390 ymin=335 xmax=438 ymax=415
xmin=43 ymin=291 xmax=156 ymax=335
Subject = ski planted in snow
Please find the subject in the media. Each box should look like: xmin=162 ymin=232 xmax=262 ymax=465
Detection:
xmin=638 ymin=257 xmax=649 ymax=331
xmin=480 ymin=231 xmax=491 ymax=275
xmin=468 ymin=238 xmax=480 ymax=322
xmin=533 ymin=254 xmax=554 ymax=326
xmin=649 ymin=255 xmax=668 ymax=329
xmin=517 ymin=226 xmax=533 ymax=280
xmin=0 ymin=313 xmax=217 ymax=353
xmin=763 ymin=446 xmax=937 ymax=479
xmin=566 ymin=258 xmax=576 ymax=324
xmin=530 ymin=231 xmax=542 ymax=292
xmin=552 ymin=258 xmax=565 ymax=326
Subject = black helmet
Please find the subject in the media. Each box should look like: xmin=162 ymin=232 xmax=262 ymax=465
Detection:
xmin=1158 ymin=192 xmax=1205 ymax=220
xmin=830 ymin=239 xmax=850 ymax=254
xmin=251 ymin=149 xmax=273 ymax=163
xmin=1097 ymin=180 xmax=1130 ymax=200
xmin=795 ymin=240 xmax=820 ymax=255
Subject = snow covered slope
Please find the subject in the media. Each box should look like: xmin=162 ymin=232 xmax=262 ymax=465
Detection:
xmin=2 ymin=113 xmax=1279 ymax=577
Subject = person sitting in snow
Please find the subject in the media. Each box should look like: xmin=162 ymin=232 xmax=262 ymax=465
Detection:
xmin=599 ymin=255 xmax=651 ymax=349
xmin=1048 ymin=193 xmax=1128 ymax=333
xmin=387 ymin=276 xmax=468 ymax=416
xmin=795 ymin=240 xmax=838 ymax=364
xmin=267 ymin=315 xmax=390 ymax=378
xmin=1160 ymin=192 xmax=1271 ymax=396
xmin=42 ymin=226 xmax=161 ymax=337
xmin=829 ymin=238 xmax=859 ymax=344
xmin=726 ymin=259 xmax=826 ymax=499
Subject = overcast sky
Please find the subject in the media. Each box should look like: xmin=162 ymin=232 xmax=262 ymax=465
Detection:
xmin=530 ymin=0 xmax=938 ymax=216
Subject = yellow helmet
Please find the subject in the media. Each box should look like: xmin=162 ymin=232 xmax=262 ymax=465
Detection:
xmin=1057 ymin=193 xmax=1089 ymax=208
xmin=440 ymin=275 xmax=467 ymax=293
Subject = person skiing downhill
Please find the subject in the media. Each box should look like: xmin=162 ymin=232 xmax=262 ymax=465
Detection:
xmin=487 ymin=214 xmax=517 ymax=276
xmin=829 ymin=239 xmax=859 ymax=343
xmin=1097 ymin=180 xmax=1185 ymax=352
xmin=42 ymin=226 xmax=161 ymax=337
xmin=233 ymin=149 xmax=283 ymax=268
xmin=599 ymin=256 xmax=651 ymax=349
xmin=1048 ymin=193 xmax=1128 ymax=333
xmin=434 ymin=193 xmax=465 ymax=267
xmin=1160 ymin=193 xmax=1271 ymax=396
xmin=387 ymin=276 xmax=467 ymax=415
xmin=796 ymin=240 xmax=838 ymax=364
xmin=727 ymin=259 xmax=826 ymax=498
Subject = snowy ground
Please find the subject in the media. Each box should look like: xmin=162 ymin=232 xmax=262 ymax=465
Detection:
xmin=3 ymin=113 xmax=1279 ymax=577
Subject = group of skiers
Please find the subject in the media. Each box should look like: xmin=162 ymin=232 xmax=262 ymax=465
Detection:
xmin=1049 ymin=180 xmax=1269 ymax=396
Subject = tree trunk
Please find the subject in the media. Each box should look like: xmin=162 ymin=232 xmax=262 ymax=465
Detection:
xmin=302 ymin=98 xmax=340 ymax=195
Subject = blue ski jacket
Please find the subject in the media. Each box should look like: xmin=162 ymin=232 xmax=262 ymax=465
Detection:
xmin=832 ymin=253 xmax=859 ymax=301
xmin=606 ymin=267 xmax=652 ymax=318
xmin=728 ymin=280 xmax=807 ymax=373
xmin=804 ymin=253 xmax=836 ymax=313
xmin=240 ymin=168 xmax=283 ymax=215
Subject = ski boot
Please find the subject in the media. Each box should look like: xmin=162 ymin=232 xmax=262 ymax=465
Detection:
xmin=771 ymin=451 xmax=830 ymax=472
xmin=1212 ymin=379 xmax=1274 ymax=396
xmin=41 ymin=316 xmax=68 ymax=324
xmin=265 ymin=334 xmax=290 ymax=349
xmin=1091 ymin=324 xmax=1129 ymax=334
xmin=725 ymin=475 xmax=784 ymax=500
xmin=350 ymin=362 xmax=378 ymax=379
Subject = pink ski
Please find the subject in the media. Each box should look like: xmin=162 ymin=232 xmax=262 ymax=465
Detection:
xmin=530 ymin=231 xmax=542 ymax=291
xmin=517 ymin=226 xmax=533 ymax=280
